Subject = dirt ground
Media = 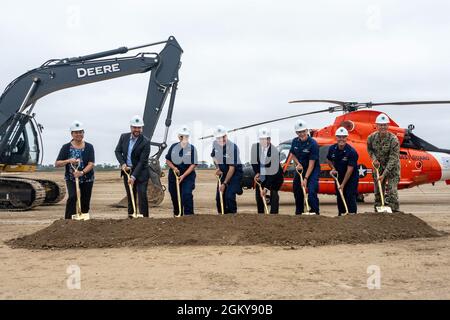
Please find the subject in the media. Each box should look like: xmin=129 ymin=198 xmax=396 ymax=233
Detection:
xmin=1 ymin=170 xmax=450 ymax=299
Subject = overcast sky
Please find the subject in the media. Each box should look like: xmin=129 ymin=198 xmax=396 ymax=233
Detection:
xmin=1 ymin=0 xmax=450 ymax=165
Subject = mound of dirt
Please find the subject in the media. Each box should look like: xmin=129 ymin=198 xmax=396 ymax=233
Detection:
xmin=7 ymin=213 xmax=444 ymax=250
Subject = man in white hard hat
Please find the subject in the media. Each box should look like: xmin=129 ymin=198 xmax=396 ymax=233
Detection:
xmin=326 ymin=126 xmax=359 ymax=215
xmin=115 ymin=115 xmax=151 ymax=218
xmin=55 ymin=121 xmax=95 ymax=219
xmin=211 ymin=125 xmax=243 ymax=214
xmin=165 ymin=125 xmax=198 ymax=216
xmin=251 ymin=127 xmax=284 ymax=214
xmin=367 ymin=113 xmax=401 ymax=212
xmin=289 ymin=119 xmax=320 ymax=215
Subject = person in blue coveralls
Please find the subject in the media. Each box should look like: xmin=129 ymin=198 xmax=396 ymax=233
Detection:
xmin=165 ymin=125 xmax=198 ymax=216
xmin=289 ymin=119 xmax=320 ymax=215
xmin=211 ymin=125 xmax=243 ymax=214
xmin=326 ymin=126 xmax=359 ymax=215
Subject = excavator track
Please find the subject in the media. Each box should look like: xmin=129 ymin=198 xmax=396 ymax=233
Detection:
xmin=35 ymin=179 xmax=66 ymax=205
xmin=0 ymin=177 xmax=46 ymax=211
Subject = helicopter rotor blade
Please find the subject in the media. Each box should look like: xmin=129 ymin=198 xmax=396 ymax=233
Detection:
xmin=289 ymin=99 xmax=347 ymax=106
xmin=198 ymin=108 xmax=332 ymax=140
xmin=370 ymin=100 xmax=450 ymax=106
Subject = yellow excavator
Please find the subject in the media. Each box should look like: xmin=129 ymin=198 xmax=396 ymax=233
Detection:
xmin=0 ymin=36 xmax=183 ymax=210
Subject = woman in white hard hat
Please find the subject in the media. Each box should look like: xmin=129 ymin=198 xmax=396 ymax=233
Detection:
xmin=55 ymin=121 xmax=95 ymax=219
xmin=326 ymin=126 xmax=359 ymax=215
xmin=165 ymin=125 xmax=198 ymax=215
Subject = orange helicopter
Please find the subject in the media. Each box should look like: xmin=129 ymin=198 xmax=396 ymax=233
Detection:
xmin=227 ymin=100 xmax=450 ymax=200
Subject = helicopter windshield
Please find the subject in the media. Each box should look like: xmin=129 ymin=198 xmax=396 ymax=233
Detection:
xmin=402 ymin=132 xmax=450 ymax=153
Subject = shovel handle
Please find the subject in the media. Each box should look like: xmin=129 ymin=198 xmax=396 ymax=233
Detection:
xmin=173 ymin=169 xmax=183 ymax=217
xmin=331 ymin=172 xmax=349 ymax=215
xmin=217 ymin=175 xmax=225 ymax=215
xmin=295 ymin=167 xmax=310 ymax=213
xmin=70 ymin=161 xmax=82 ymax=215
xmin=330 ymin=170 xmax=338 ymax=180
xmin=372 ymin=161 xmax=387 ymax=207
xmin=122 ymin=167 xmax=137 ymax=216
xmin=255 ymin=179 xmax=269 ymax=214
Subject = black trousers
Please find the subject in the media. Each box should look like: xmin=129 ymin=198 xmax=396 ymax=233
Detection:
xmin=123 ymin=175 xmax=149 ymax=217
xmin=255 ymin=184 xmax=280 ymax=214
xmin=65 ymin=180 xmax=94 ymax=219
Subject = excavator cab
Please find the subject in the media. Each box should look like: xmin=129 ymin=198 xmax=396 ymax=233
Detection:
xmin=0 ymin=116 xmax=41 ymax=171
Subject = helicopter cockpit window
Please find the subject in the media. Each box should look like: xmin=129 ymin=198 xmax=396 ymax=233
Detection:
xmin=278 ymin=143 xmax=292 ymax=165
xmin=319 ymin=145 xmax=331 ymax=164
xmin=401 ymin=132 xmax=448 ymax=153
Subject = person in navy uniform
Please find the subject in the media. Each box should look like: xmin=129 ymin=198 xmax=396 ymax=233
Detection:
xmin=326 ymin=126 xmax=359 ymax=215
xmin=251 ymin=127 xmax=284 ymax=214
xmin=165 ymin=125 xmax=198 ymax=215
xmin=289 ymin=119 xmax=320 ymax=215
xmin=114 ymin=115 xmax=151 ymax=218
xmin=211 ymin=125 xmax=243 ymax=214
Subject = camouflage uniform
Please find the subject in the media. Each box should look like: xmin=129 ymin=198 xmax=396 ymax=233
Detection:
xmin=367 ymin=131 xmax=401 ymax=211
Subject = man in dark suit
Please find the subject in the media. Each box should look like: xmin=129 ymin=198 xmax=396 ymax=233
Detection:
xmin=251 ymin=128 xmax=284 ymax=214
xmin=115 ymin=115 xmax=151 ymax=217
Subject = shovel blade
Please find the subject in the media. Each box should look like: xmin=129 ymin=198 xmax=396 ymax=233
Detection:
xmin=71 ymin=213 xmax=90 ymax=221
xmin=376 ymin=206 xmax=393 ymax=213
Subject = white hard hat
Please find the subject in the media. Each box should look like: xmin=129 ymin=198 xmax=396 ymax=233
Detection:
xmin=177 ymin=125 xmax=190 ymax=136
xmin=294 ymin=119 xmax=308 ymax=132
xmin=375 ymin=113 xmax=389 ymax=124
xmin=258 ymin=127 xmax=271 ymax=139
xmin=214 ymin=125 xmax=227 ymax=138
xmin=70 ymin=120 xmax=84 ymax=132
xmin=335 ymin=127 xmax=349 ymax=136
xmin=130 ymin=115 xmax=144 ymax=127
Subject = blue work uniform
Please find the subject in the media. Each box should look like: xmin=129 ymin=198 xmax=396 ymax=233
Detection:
xmin=165 ymin=142 xmax=198 ymax=215
xmin=211 ymin=140 xmax=243 ymax=214
xmin=327 ymin=143 xmax=359 ymax=215
xmin=289 ymin=136 xmax=320 ymax=214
